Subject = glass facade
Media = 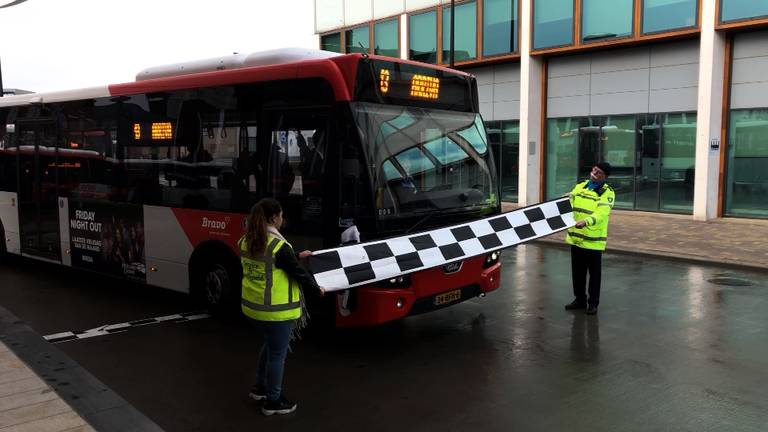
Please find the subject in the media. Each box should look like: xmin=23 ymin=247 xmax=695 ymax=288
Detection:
xmin=486 ymin=120 xmax=520 ymax=201
xmin=410 ymin=11 xmax=437 ymax=63
xmin=374 ymin=19 xmax=399 ymax=58
xmin=546 ymin=113 xmax=695 ymax=213
xmin=321 ymin=33 xmax=341 ymax=53
xmin=582 ymin=0 xmax=633 ymax=42
xmin=725 ymin=109 xmax=768 ymax=218
xmin=533 ymin=0 xmax=573 ymax=49
xmin=642 ymin=0 xmax=697 ymax=34
xmin=442 ymin=1 xmax=477 ymax=64
xmin=483 ymin=0 xmax=518 ymax=56
xmin=345 ymin=25 xmax=370 ymax=54
xmin=721 ymin=0 xmax=768 ymax=23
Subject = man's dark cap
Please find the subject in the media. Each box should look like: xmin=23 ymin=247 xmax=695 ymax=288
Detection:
xmin=594 ymin=162 xmax=611 ymax=177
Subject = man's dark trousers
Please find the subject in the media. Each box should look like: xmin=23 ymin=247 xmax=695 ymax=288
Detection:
xmin=571 ymin=245 xmax=602 ymax=307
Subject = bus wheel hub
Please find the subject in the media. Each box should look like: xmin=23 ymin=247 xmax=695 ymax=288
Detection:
xmin=205 ymin=266 xmax=228 ymax=305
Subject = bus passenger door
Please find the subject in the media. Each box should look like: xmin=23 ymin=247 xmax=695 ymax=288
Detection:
xmin=16 ymin=120 xmax=61 ymax=261
xmin=262 ymin=111 xmax=336 ymax=251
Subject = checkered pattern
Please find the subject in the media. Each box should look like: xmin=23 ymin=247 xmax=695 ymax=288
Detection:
xmin=43 ymin=311 xmax=211 ymax=344
xmin=309 ymin=197 xmax=574 ymax=291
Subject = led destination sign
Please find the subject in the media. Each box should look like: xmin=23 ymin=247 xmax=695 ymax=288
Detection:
xmin=409 ymin=74 xmax=440 ymax=100
xmin=379 ymin=68 xmax=441 ymax=100
xmin=359 ymin=59 xmax=475 ymax=112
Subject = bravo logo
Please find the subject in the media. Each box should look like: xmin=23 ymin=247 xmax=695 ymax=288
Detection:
xmin=202 ymin=216 xmax=231 ymax=230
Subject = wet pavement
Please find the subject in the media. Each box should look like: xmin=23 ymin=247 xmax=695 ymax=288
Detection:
xmin=512 ymin=203 xmax=768 ymax=271
xmin=1 ymin=238 xmax=767 ymax=431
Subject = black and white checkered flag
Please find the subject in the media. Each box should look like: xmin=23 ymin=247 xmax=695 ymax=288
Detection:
xmin=308 ymin=197 xmax=574 ymax=291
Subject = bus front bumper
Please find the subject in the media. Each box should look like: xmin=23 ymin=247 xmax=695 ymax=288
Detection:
xmin=334 ymin=261 xmax=501 ymax=327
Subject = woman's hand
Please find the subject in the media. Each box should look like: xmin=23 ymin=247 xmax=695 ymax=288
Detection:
xmin=298 ymin=250 xmax=313 ymax=259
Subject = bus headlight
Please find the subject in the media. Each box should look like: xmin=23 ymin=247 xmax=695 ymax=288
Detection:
xmin=373 ymin=275 xmax=411 ymax=288
xmin=483 ymin=250 xmax=501 ymax=268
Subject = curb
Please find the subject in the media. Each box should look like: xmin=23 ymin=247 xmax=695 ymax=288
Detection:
xmin=0 ymin=304 xmax=164 ymax=432
xmin=533 ymin=239 xmax=768 ymax=275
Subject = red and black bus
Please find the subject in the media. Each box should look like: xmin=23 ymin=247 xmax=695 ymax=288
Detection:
xmin=0 ymin=48 xmax=501 ymax=327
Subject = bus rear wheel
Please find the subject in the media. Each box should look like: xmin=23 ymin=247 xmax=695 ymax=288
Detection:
xmin=192 ymin=258 xmax=240 ymax=316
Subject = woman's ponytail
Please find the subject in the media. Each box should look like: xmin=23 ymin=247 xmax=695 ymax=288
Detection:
xmin=245 ymin=198 xmax=282 ymax=256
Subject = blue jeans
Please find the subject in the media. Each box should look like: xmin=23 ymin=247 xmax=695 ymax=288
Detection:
xmin=254 ymin=320 xmax=294 ymax=402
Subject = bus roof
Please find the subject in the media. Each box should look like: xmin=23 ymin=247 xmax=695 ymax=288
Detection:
xmin=135 ymin=47 xmax=342 ymax=81
xmin=0 ymin=48 xmax=471 ymax=109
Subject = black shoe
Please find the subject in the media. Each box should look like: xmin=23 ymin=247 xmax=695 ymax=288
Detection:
xmin=564 ymin=300 xmax=587 ymax=310
xmin=248 ymin=386 xmax=266 ymax=401
xmin=261 ymin=395 xmax=297 ymax=416
xmin=586 ymin=306 xmax=598 ymax=315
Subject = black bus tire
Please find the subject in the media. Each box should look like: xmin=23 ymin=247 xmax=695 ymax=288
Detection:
xmin=189 ymin=247 xmax=242 ymax=317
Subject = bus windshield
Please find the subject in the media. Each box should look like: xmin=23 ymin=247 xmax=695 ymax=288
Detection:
xmin=351 ymin=102 xmax=497 ymax=221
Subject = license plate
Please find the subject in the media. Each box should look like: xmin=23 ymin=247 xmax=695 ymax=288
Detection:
xmin=434 ymin=289 xmax=461 ymax=306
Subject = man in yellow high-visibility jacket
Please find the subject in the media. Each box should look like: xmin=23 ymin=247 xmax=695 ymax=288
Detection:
xmin=564 ymin=162 xmax=614 ymax=315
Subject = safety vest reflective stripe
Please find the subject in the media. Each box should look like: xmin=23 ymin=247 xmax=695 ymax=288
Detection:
xmin=264 ymin=238 xmax=279 ymax=306
xmin=242 ymin=298 xmax=300 ymax=311
xmin=567 ymin=232 xmax=607 ymax=242
xmin=597 ymin=202 xmax=611 ymax=207
xmin=572 ymin=207 xmax=594 ymax=215
xmin=576 ymin=193 xmax=598 ymax=201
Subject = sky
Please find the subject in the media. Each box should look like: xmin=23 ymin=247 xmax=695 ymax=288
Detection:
xmin=0 ymin=0 xmax=318 ymax=93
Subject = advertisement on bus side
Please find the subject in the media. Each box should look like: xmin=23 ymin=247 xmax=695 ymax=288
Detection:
xmin=68 ymin=201 xmax=146 ymax=282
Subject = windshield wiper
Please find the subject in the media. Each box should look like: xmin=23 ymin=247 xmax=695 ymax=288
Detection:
xmin=405 ymin=212 xmax=433 ymax=235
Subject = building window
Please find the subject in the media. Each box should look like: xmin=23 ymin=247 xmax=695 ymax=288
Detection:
xmin=442 ymin=1 xmax=477 ymax=64
xmin=546 ymin=113 xmax=695 ymax=214
xmin=581 ymin=0 xmax=633 ymax=43
xmin=321 ymin=33 xmax=342 ymax=53
xmin=483 ymin=0 xmax=518 ymax=56
xmin=486 ymin=120 xmax=520 ymax=202
xmin=720 ymin=0 xmax=768 ymax=23
xmin=409 ymin=10 xmax=437 ymax=63
xmin=345 ymin=25 xmax=370 ymax=54
xmin=533 ymin=0 xmax=573 ymax=50
xmin=725 ymin=109 xmax=768 ymax=218
xmin=642 ymin=0 xmax=697 ymax=34
xmin=374 ymin=19 xmax=399 ymax=58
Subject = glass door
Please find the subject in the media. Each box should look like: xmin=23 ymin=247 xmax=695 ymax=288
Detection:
xmin=600 ymin=116 xmax=636 ymax=209
xmin=578 ymin=125 xmax=601 ymax=180
xmin=16 ymin=120 xmax=61 ymax=261
xmin=636 ymin=118 xmax=661 ymax=211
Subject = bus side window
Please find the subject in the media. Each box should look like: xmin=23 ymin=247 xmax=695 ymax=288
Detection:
xmin=164 ymin=88 xmax=242 ymax=211
xmin=228 ymin=124 xmax=259 ymax=213
xmin=0 ymin=108 xmax=17 ymax=193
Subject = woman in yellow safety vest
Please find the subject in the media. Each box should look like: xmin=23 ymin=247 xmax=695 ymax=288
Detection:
xmin=239 ymin=198 xmax=323 ymax=416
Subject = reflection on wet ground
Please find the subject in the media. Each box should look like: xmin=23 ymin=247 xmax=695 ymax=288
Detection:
xmin=1 ymin=244 xmax=767 ymax=431
xmin=287 ymin=244 xmax=768 ymax=431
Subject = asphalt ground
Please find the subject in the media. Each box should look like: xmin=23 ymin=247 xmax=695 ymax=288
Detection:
xmin=1 ymin=240 xmax=767 ymax=432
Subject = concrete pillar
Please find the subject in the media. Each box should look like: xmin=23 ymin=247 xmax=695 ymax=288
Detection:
xmin=400 ymin=13 xmax=408 ymax=60
xmin=517 ymin=0 xmax=543 ymax=206
xmin=693 ymin=0 xmax=726 ymax=220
